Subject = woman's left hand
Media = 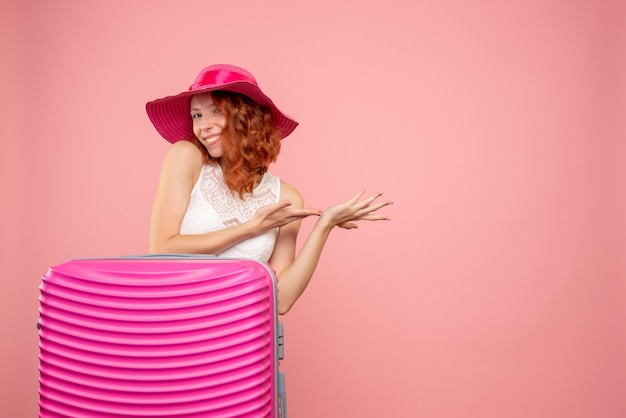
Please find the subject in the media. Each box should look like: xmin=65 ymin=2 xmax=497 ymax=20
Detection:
xmin=321 ymin=190 xmax=392 ymax=230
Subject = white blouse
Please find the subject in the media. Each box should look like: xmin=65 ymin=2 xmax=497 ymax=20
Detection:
xmin=180 ymin=164 xmax=280 ymax=262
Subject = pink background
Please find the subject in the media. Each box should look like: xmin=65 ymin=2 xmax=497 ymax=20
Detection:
xmin=2 ymin=1 xmax=625 ymax=417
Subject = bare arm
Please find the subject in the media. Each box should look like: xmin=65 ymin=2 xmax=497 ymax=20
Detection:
xmin=270 ymin=186 xmax=392 ymax=314
xmin=149 ymin=141 xmax=320 ymax=255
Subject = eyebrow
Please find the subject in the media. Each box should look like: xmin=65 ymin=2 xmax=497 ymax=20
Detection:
xmin=190 ymin=103 xmax=216 ymax=112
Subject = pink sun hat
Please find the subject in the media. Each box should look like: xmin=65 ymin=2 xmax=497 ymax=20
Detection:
xmin=146 ymin=64 xmax=298 ymax=143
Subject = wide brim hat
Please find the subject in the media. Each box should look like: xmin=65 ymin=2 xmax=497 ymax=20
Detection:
xmin=146 ymin=64 xmax=298 ymax=143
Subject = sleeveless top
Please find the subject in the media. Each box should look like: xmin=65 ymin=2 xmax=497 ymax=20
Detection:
xmin=180 ymin=164 xmax=281 ymax=262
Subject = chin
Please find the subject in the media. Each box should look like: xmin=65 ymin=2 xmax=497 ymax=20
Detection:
xmin=205 ymin=147 xmax=223 ymax=159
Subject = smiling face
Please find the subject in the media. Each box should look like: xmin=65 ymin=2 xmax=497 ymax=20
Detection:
xmin=190 ymin=92 xmax=227 ymax=158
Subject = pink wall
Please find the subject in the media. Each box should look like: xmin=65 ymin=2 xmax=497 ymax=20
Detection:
xmin=2 ymin=0 xmax=625 ymax=417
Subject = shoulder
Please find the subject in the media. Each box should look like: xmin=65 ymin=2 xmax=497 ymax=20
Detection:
xmin=280 ymin=180 xmax=304 ymax=207
xmin=165 ymin=140 xmax=203 ymax=162
xmin=161 ymin=140 xmax=203 ymax=174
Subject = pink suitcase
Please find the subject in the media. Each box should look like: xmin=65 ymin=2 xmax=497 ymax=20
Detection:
xmin=38 ymin=255 xmax=286 ymax=417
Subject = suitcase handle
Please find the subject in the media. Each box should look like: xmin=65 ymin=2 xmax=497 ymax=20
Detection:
xmin=121 ymin=253 xmax=218 ymax=259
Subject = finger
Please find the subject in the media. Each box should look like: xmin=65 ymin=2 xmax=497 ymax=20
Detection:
xmin=291 ymin=212 xmax=321 ymax=220
xmin=355 ymin=214 xmax=391 ymax=221
xmin=338 ymin=222 xmax=358 ymax=229
xmin=349 ymin=189 xmax=367 ymax=204
xmin=353 ymin=192 xmax=385 ymax=211
xmin=284 ymin=208 xmax=322 ymax=217
xmin=278 ymin=199 xmax=293 ymax=207
xmin=304 ymin=207 xmax=323 ymax=215
xmin=353 ymin=200 xmax=392 ymax=217
xmin=369 ymin=199 xmax=393 ymax=211
xmin=282 ymin=211 xmax=322 ymax=226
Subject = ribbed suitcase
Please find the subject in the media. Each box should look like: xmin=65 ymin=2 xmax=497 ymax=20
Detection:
xmin=38 ymin=255 xmax=286 ymax=417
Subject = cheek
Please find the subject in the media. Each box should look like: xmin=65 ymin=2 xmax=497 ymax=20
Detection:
xmin=191 ymin=120 xmax=201 ymax=138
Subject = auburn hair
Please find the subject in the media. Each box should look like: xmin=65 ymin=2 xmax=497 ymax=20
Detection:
xmin=190 ymin=91 xmax=282 ymax=199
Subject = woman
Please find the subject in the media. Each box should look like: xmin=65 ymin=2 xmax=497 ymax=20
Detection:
xmin=146 ymin=64 xmax=391 ymax=314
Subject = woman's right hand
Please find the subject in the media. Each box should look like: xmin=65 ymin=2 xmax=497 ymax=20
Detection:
xmin=252 ymin=200 xmax=321 ymax=232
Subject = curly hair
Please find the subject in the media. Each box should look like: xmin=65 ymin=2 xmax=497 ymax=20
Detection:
xmin=190 ymin=91 xmax=282 ymax=199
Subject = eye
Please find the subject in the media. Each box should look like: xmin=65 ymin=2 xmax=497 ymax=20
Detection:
xmin=191 ymin=113 xmax=202 ymax=119
xmin=213 ymin=108 xmax=221 ymax=114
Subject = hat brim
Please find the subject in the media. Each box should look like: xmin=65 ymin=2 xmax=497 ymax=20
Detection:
xmin=146 ymin=81 xmax=298 ymax=143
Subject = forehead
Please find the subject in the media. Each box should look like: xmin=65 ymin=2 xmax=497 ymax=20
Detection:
xmin=190 ymin=92 xmax=215 ymax=108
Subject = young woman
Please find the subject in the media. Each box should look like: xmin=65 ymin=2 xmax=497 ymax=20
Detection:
xmin=146 ymin=64 xmax=391 ymax=314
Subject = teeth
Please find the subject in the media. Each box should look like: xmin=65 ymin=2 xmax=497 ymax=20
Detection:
xmin=205 ymin=135 xmax=220 ymax=145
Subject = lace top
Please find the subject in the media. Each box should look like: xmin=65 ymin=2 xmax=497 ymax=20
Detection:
xmin=180 ymin=164 xmax=280 ymax=262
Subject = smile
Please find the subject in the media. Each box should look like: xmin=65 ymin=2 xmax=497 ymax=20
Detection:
xmin=204 ymin=135 xmax=221 ymax=146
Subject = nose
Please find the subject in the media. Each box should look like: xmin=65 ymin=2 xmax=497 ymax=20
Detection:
xmin=200 ymin=115 xmax=215 ymax=130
